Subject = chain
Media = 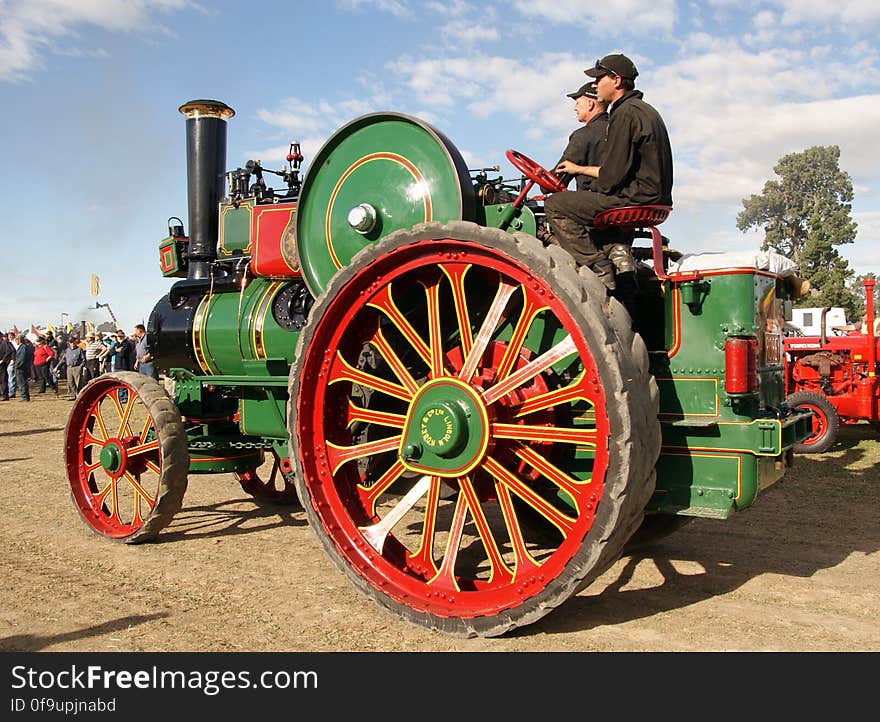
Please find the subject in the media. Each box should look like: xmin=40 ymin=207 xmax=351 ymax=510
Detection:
xmin=188 ymin=439 xmax=276 ymax=451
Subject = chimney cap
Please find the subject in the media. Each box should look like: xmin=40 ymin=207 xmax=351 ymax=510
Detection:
xmin=178 ymin=99 xmax=235 ymax=120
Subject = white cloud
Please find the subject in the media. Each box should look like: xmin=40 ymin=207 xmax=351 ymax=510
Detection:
xmin=511 ymin=0 xmax=676 ymax=34
xmin=0 ymin=0 xmax=193 ymax=82
xmin=335 ymin=0 xmax=411 ymax=18
xmin=774 ymin=0 xmax=880 ymax=25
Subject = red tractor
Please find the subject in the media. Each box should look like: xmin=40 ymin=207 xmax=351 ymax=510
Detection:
xmin=784 ymin=277 xmax=878 ymax=452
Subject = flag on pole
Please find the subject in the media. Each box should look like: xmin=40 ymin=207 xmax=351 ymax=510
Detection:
xmin=90 ymin=274 xmax=101 ymax=297
xmin=12 ymin=324 xmax=19 ymax=335
xmin=86 ymin=321 xmax=95 ymax=334
xmin=47 ymin=323 xmax=55 ymax=333
xmin=66 ymin=322 xmax=73 ymax=332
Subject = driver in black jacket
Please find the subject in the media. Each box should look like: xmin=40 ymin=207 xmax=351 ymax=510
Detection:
xmin=547 ymin=53 xmax=673 ymax=313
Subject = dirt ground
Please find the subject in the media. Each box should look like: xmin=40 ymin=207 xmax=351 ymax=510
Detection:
xmin=1 ymin=383 xmax=878 ymax=652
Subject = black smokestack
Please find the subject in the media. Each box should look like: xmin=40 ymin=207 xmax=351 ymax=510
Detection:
xmin=178 ymin=99 xmax=235 ymax=280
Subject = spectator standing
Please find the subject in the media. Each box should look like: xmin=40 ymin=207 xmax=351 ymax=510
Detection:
xmin=64 ymin=338 xmax=86 ymax=400
xmin=6 ymin=332 xmax=18 ymax=397
xmin=33 ymin=338 xmax=58 ymax=394
xmin=113 ymin=330 xmax=133 ymax=371
xmin=133 ymin=324 xmax=158 ymax=379
xmin=97 ymin=336 xmax=113 ymax=374
xmin=84 ymin=333 xmax=105 ymax=383
xmin=0 ymin=332 xmax=14 ymax=400
xmin=14 ymin=334 xmax=34 ymax=401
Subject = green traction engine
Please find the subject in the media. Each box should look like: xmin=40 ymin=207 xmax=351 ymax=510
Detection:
xmin=64 ymin=99 xmax=812 ymax=636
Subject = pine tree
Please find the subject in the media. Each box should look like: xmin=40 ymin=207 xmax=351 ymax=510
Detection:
xmin=736 ymin=145 xmax=860 ymax=318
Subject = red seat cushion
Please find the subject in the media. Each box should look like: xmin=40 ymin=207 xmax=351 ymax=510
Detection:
xmin=593 ymin=205 xmax=671 ymax=228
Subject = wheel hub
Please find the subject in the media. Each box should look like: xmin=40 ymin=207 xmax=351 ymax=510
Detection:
xmin=99 ymin=439 xmax=127 ymax=478
xmin=399 ymin=378 xmax=489 ymax=477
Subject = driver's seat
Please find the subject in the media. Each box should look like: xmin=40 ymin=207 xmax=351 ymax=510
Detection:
xmin=593 ymin=204 xmax=672 ymax=279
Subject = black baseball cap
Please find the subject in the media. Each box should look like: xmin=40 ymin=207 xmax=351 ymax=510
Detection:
xmin=585 ymin=54 xmax=639 ymax=80
xmin=567 ymin=82 xmax=598 ymax=100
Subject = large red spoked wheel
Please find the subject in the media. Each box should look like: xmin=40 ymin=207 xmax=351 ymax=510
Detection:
xmin=506 ymin=149 xmax=566 ymax=194
xmin=236 ymin=449 xmax=300 ymax=505
xmin=289 ymin=221 xmax=659 ymax=636
xmin=65 ymin=372 xmax=188 ymax=543
xmin=787 ymin=391 xmax=839 ymax=453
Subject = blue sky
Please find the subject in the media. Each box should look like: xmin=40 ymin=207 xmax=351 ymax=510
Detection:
xmin=1 ymin=0 xmax=879 ymax=331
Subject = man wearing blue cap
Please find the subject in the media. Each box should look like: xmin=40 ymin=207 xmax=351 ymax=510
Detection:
xmin=547 ymin=53 xmax=672 ymax=306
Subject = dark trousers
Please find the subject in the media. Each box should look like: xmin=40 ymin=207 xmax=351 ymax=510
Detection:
xmin=0 ymin=360 xmax=8 ymax=399
xmin=544 ymin=190 xmax=627 ymax=286
xmin=15 ymin=366 xmax=30 ymax=400
xmin=35 ymin=363 xmax=57 ymax=392
xmin=85 ymin=358 xmax=100 ymax=382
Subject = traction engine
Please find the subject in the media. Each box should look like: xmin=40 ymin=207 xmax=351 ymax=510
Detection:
xmin=784 ymin=277 xmax=878 ymax=452
xmin=63 ymin=99 xmax=811 ymax=637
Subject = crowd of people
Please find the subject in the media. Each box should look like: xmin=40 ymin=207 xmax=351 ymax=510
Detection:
xmin=0 ymin=324 xmax=157 ymax=402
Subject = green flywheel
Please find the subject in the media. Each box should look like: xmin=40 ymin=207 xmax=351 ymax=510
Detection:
xmin=295 ymin=112 xmax=476 ymax=296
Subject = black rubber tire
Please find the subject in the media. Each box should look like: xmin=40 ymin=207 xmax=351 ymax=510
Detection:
xmin=786 ymin=391 xmax=840 ymax=454
xmin=65 ymin=371 xmax=189 ymax=543
xmin=289 ymin=220 xmax=660 ymax=637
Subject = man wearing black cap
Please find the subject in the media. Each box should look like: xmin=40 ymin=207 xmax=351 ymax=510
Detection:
xmin=546 ymin=53 xmax=672 ymax=306
xmin=555 ymin=81 xmax=608 ymax=192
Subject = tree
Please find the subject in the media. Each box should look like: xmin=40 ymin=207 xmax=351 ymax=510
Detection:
xmin=737 ymin=145 xmax=860 ymax=318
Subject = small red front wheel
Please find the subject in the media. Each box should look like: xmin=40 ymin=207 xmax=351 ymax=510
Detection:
xmin=64 ymin=372 xmax=188 ymax=542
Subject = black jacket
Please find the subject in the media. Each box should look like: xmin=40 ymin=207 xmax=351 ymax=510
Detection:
xmin=558 ymin=112 xmax=609 ymax=191
xmin=0 ymin=338 xmax=13 ymax=364
xmin=596 ymin=90 xmax=673 ymax=206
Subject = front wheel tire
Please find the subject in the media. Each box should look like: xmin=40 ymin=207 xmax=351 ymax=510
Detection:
xmin=64 ymin=372 xmax=189 ymax=542
xmin=289 ymin=221 xmax=660 ymax=636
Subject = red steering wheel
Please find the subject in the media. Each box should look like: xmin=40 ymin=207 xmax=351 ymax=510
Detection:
xmin=506 ymin=149 xmax=566 ymax=194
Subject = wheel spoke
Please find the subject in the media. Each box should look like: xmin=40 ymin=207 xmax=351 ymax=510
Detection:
xmin=346 ymin=399 xmax=406 ymax=429
xmin=91 ymin=407 xmax=110 ymax=442
xmin=513 ymin=370 xmax=591 ymax=417
xmin=139 ymin=415 xmax=153 ymax=444
xmin=369 ymin=326 xmax=421 ymax=395
xmin=114 ymin=392 xmax=136 ymax=438
xmin=428 ymin=491 xmax=468 ymax=591
xmin=358 ymin=459 xmax=408 ymax=517
xmin=123 ymin=471 xmax=156 ymax=506
xmin=127 ymin=439 xmax=161 ymax=457
xmin=329 ymin=351 xmax=413 ymax=402
xmin=367 ymin=283 xmax=431 ymax=366
xmin=496 ymin=483 xmax=541 ymax=576
xmin=458 ymin=279 xmax=517 ymax=383
xmin=483 ymin=335 xmax=577 ymax=405
xmin=483 ymin=456 xmax=576 ymax=536
xmin=439 ymin=262 xmax=473 ymax=358
xmin=326 ymin=435 xmax=402 ymax=475
xmin=514 ymin=445 xmax=590 ymax=508
xmin=359 ymin=474 xmax=431 ymax=553
xmin=495 ymin=290 xmax=547 ymax=382
xmin=83 ymin=429 xmax=104 ymax=448
xmin=459 ymin=476 xmax=514 ymax=585
xmin=407 ymin=475 xmax=442 ymax=578
xmin=84 ymin=460 xmax=103 ymax=475
xmin=145 ymin=460 xmax=161 ymax=475
xmin=423 ymin=278 xmax=445 ymax=378
xmin=93 ymin=478 xmax=114 ymax=508
xmin=491 ymin=422 xmax=597 ymax=447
